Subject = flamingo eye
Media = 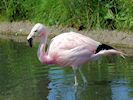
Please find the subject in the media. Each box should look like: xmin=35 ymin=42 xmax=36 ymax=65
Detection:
xmin=34 ymin=30 xmax=38 ymax=36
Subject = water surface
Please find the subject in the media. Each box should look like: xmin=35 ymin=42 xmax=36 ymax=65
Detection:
xmin=0 ymin=38 xmax=133 ymax=100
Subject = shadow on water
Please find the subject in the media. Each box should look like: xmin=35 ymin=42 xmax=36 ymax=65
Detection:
xmin=0 ymin=38 xmax=133 ymax=100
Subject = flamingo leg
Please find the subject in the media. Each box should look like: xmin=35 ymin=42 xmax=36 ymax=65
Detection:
xmin=72 ymin=67 xmax=78 ymax=86
xmin=79 ymin=68 xmax=88 ymax=84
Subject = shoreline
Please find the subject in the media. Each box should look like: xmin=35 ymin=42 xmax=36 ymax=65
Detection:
xmin=0 ymin=21 xmax=133 ymax=48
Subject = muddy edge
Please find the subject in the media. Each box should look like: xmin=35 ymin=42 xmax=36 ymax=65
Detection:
xmin=0 ymin=21 xmax=133 ymax=48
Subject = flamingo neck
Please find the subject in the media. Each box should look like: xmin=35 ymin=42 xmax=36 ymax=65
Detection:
xmin=37 ymin=35 xmax=54 ymax=64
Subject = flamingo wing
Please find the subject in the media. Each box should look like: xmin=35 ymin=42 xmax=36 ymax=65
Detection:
xmin=47 ymin=32 xmax=101 ymax=66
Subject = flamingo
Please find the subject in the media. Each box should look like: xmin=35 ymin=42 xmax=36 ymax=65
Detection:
xmin=27 ymin=23 xmax=125 ymax=86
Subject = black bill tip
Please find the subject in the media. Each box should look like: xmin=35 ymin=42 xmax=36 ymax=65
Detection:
xmin=27 ymin=38 xmax=33 ymax=47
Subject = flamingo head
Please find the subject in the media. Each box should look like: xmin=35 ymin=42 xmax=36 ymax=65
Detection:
xmin=27 ymin=23 xmax=47 ymax=47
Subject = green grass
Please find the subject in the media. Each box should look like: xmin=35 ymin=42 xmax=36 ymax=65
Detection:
xmin=0 ymin=0 xmax=133 ymax=31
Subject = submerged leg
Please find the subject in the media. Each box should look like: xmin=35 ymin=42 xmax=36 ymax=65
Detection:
xmin=79 ymin=68 xmax=88 ymax=84
xmin=72 ymin=67 xmax=78 ymax=86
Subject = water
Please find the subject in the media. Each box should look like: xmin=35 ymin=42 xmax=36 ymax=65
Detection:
xmin=0 ymin=38 xmax=133 ymax=100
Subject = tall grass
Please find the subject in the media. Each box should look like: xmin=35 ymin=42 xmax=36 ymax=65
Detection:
xmin=0 ymin=0 xmax=133 ymax=30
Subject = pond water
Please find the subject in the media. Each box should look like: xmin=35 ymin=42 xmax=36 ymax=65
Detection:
xmin=0 ymin=38 xmax=133 ymax=100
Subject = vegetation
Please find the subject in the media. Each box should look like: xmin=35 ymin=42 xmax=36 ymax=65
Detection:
xmin=0 ymin=0 xmax=133 ymax=30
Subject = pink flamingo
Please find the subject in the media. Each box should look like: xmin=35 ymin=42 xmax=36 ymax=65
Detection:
xmin=27 ymin=23 xmax=125 ymax=86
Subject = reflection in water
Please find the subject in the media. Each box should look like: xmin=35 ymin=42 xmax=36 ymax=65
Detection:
xmin=0 ymin=39 xmax=49 ymax=100
xmin=47 ymin=66 xmax=76 ymax=100
xmin=0 ymin=38 xmax=133 ymax=100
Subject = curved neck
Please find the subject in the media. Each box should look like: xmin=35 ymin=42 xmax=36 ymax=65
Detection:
xmin=37 ymin=35 xmax=54 ymax=64
xmin=37 ymin=35 xmax=47 ymax=62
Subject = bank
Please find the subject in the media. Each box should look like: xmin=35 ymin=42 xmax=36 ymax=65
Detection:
xmin=0 ymin=22 xmax=133 ymax=49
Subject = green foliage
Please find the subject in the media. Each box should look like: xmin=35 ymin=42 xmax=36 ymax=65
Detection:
xmin=0 ymin=0 xmax=39 ymax=21
xmin=0 ymin=0 xmax=133 ymax=30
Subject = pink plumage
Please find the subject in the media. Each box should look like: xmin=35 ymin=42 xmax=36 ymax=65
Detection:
xmin=48 ymin=32 xmax=100 ymax=66
xmin=27 ymin=23 xmax=125 ymax=86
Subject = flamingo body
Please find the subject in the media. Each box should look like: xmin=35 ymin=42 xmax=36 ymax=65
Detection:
xmin=47 ymin=32 xmax=100 ymax=67
xmin=27 ymin=23 xmax=125 ymax=86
